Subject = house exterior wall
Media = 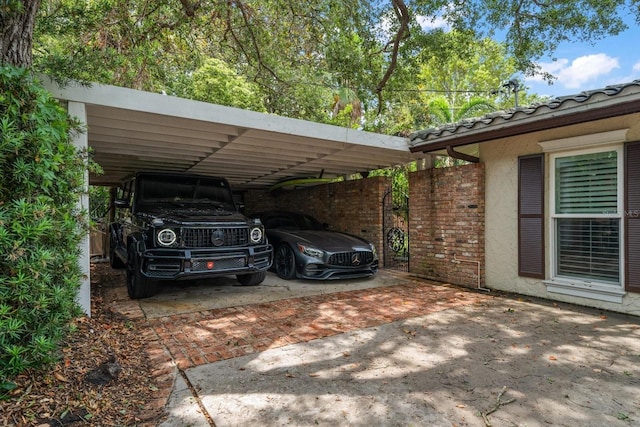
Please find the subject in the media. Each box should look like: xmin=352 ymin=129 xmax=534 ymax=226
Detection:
xmin=243 ymin=177 xmax=390 ymax=262
xmin=482 ymin=134 xmax=541 ymax=295
xmin=481 ymin=115 xmax=640 ymax=316
xmin=408 ymin=164 xmax=485 ymax=288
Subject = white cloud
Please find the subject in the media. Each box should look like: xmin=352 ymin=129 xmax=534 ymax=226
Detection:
xmin=633 ymin=61 xmax=640 ymax=72
xmin=416 ymin=15 xmax=450 ymax=31
xmin=531 ymin=54 xmax=620 ymax=89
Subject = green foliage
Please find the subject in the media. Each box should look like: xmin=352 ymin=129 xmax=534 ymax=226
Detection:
xmin=0 ymin=378 xmax=17 ymax=401
xmin=89 ymin=185 xmax=110 ymax=223
xmin=34 ymin=0 xmax=199 ymax=91
xmin=174 ymin=58 xmax=267 ymax=112
xmin=427 ymin=96 xmax=497 ymax=125
xmin=0 ymin=65 xmax=86 ymax=380
xmin=369 ymin=162 xmax=417 ymax=208
xmin=31 ymin=1 xmax=637 ymax=130
xmin=328 ymin=103 xmax=360 ymax=129
xmin=417 ymin=31 xmax=515 ymax=106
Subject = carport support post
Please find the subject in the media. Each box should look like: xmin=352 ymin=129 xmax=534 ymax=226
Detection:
xmin=68 ymin=101 xmax=91 ymax=316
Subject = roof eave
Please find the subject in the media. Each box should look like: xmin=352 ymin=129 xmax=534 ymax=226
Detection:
xmin=410 ymin=93 xmax=640 ymax=154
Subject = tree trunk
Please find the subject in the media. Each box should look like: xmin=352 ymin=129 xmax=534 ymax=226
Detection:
xmin=0 ymin=0 xmax=41 ymax=67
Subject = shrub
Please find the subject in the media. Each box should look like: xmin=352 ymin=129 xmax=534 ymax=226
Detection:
xmin=0 ymin=65 xmax=89 ymax=381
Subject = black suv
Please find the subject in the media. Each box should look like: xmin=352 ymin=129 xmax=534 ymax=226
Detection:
xmin=109 ymin=172 xmax=273 ymax=298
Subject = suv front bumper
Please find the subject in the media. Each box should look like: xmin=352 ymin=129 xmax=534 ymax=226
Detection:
xmin=138 ymin=244 xmax=273 ymax=280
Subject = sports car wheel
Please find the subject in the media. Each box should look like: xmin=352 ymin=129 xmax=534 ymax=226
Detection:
xmin=275 ymin=244 xmax=296 ymax=280
xmin=126 ymin=245 xmax=157 ymax=299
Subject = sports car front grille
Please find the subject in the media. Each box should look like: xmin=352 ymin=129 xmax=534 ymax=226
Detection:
xmin=328 ymin=251 xmax=374 ymax=267
xmin=182 ymin=228 xmax=248 ymax=248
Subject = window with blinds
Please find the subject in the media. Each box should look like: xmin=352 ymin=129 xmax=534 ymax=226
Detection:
xmin=553 ymin=150 xmax=621 ymax=284
xmin=555 ymin=152 xmax=618 ymax=214
xmin=556 ymin=218 xmax=619 ymax=282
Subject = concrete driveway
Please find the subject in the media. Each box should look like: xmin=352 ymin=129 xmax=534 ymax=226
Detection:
xmin=137 ymin=271 xmax=404 ymax=319
xmin=94 ymin=264 xmax=640 ymax=426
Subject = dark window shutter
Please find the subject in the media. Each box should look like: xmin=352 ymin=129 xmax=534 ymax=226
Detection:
xmin=625 ymin=142 xmax=640 ymax=293
xmin=518 ymin=154 xmax=545 ymax=278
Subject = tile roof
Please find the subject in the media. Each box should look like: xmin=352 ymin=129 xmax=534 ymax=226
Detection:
xmin=409 ymin=79 xmax=640 ymax=152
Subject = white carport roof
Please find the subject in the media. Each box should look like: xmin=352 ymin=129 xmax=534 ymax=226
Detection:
xmin=44 ymin=79 xmax=422 ymax=189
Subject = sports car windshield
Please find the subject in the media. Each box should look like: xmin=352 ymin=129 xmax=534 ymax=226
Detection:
xmin=262 ymin=212 xmax=325 ymax=231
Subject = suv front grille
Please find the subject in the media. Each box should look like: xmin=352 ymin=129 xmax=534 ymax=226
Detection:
xmin=182 ymin=227 xmax=248 ymax=248
xmin=328 ymin=251 xmax=374 ymax=267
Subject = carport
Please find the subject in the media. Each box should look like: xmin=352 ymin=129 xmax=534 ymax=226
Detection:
xmin=43 ymin=78 xmax=424 ymax=314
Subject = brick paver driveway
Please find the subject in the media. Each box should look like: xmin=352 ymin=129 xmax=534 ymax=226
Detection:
xmin=92 ymin=263 xmax=640 ymax=427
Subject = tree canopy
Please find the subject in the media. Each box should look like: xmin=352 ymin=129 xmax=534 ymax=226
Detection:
xmin=19 ymin=0 xmax=637 ymax=128
xmin=174 ymin=58 xmax=267 ymax=112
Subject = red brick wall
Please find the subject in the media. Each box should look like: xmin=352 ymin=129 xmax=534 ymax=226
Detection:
xmin=243 ymin=176 xmax=390 ymax=257
xmin=408 ymin=163 xmax=485 ymax=288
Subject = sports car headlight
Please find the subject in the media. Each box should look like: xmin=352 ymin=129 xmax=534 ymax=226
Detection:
xmin=369 ymin=243 xmax=378 ymax=258
xmin=157 ymin=228 xmax=177 ymax=246
xmin=298 ymin=243 xmax=324 ymax=259
xmin=249 ymin=226 xmax=263 ymax=243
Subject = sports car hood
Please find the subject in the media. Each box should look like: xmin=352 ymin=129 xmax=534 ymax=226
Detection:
xmin=277 ymin=230 xmax=371 ymax=251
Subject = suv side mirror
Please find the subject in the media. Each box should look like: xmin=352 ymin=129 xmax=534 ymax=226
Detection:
xmin=114 ymin=199 xmax=130 ymax=209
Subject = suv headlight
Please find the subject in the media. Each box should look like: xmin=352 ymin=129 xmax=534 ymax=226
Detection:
xmin=249 ymin=226 xmax=263 ymax=243
xmin=157 ymin=228 xmax=177 ymax=246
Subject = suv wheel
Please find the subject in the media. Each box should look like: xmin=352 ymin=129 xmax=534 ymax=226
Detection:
xmin=275 ymin=244 xmax=296 ymax=280
xmin=236 ymin=271 xmax=266 ymax=286
xmin=109 ymin=233 xmax=125 ymax=269
xmin=126 ymin=245 xmax=157 ymax=298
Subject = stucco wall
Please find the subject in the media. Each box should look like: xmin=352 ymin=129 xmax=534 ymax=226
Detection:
xmin=243 ymin=176 xmax=390 ymax=260
xmin=481 ymin=115 xmax=640 ymax=316
xmin=482 ymin=135 xmax=543 ymax=293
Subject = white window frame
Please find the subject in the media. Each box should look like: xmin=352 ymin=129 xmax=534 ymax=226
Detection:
xmin=545 ymin=145 xmax=626 ymax=303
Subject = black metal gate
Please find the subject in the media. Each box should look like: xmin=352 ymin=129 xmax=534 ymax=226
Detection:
xmin=382 ymin=187 xmax=409 ymax=272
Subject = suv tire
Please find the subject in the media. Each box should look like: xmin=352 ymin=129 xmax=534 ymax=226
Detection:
xmin=236 ymin=271 xmax=267 ymax=286
xmin=126 ymin=245 xmax=157 ymax=299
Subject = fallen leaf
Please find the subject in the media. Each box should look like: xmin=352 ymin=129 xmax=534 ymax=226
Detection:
xmin=549 ymin=356 xmax=557 ymax=361
xmin=456 ymin=404 xmax=467 ymax=408
xmin=54 ymin=371 xmax=69 ymax=383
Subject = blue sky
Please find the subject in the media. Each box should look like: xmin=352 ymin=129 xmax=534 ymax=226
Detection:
xmin=417 ymin=12 xmax=640 ymax=100
xmin=523 ymin=24 xmax=640 ymax=99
